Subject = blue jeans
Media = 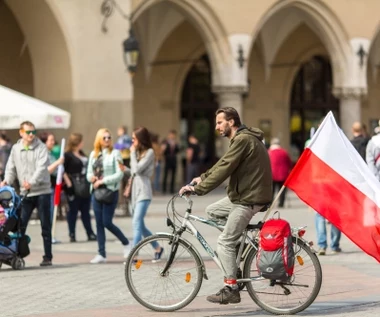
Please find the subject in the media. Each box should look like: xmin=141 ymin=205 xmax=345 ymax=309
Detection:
xmin=132 ymin=199 xmax=158 ymax=249
xmin=67 ymin=196 xmax=95 ymax=238
xmin=92 ymin=190 xmax=129 ymax=258
xmin=315 ymin=213 xmax=341 ymax=250
xmin=21 ymin=193 xmax=52 ymax=260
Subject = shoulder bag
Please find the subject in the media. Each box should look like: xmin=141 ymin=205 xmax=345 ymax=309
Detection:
xmin=71 ymin=174 xmax=91 ymax=199
xmin=94 ymin=185 xmax=114 ymax=204
xmin=93 ymin=153 xmax=115 ymax=205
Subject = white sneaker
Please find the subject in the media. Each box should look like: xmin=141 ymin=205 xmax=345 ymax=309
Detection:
xmin=90 ymin=254 xmax=107 ymax=264
xmin=123 ymin=244 xmax=131 ymax=258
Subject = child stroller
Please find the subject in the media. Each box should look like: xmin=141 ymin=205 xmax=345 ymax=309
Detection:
xmin=0 ymin=186 xmax=30 ymax=270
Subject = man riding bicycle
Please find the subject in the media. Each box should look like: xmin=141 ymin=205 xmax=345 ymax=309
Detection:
xmin=179 ymin=107 xmax=272 ymax=304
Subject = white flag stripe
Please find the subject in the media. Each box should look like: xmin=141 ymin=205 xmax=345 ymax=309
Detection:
xmin=309 ymin=112 xmax=380 ymax=208
xmin=55 ymin=139 xmax=65 ymax=185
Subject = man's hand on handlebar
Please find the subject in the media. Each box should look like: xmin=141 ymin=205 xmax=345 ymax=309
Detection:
xmin=179 ymin=185 xmax=195 ymax=197
xmin=179 ymin=177 xmax=201 ymax=196
xmin=191 ymin=177 xmax=201 ymax=186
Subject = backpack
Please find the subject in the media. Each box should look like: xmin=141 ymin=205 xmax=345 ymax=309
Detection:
xmin=257 ymin=217 xmax=295 ymax=281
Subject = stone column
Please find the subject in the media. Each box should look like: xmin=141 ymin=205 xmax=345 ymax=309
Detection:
xmin=212 ymin=86 xmax=246 ymax=119
xmin=333 ymin=87 xmax=364 ymax=137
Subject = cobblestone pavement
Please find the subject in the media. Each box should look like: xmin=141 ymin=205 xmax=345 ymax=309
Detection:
xmin=1 ymin=189 xmax=380 ymax=317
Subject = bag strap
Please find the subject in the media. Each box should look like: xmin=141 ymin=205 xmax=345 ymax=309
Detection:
xmin=375 ymin=153 xmax=380 ymax=164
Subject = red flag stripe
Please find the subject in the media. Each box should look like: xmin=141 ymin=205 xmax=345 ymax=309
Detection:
xmin=54 ymin=183 xmax=62 ymax=206
xmin=285 ymin=148 xmax=380 ymax=262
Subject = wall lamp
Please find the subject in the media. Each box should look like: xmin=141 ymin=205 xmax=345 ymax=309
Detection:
xmin=237 ymin=45 xmax=246 ymax=68
xmin=356 ymin=45 xmax=367 ymax=68
xmin=101 ymin=0 xmax=140 ymax=76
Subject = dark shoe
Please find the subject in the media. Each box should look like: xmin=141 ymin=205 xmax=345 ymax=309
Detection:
xmin=331 ymin=248 xmax=342 ymax=254
xmin=206 ymin=286 xmax=241 ymax=304
xmin=69 ymin=233 xmax=76 ymax=243
xmin=152 ymin=247 xmax=164 ymax=263
xmin=88 ymin=233 xmax=97 ymax=241
xmin=40 ymin=259 xmax=52 ymax=267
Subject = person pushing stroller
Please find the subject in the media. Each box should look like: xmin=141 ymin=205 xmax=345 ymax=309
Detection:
xmin=0 ymin=121 xmax=53 ymax=266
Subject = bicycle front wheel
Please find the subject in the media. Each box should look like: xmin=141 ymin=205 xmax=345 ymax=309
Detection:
xmin=243 ymin=237 xmax=322 ymax=315
xmin=125 ymin=233 xmax=204 ymax=312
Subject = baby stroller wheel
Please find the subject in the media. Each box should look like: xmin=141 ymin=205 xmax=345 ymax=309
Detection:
xmin=11 ymin=257 xmax=25 ymax=270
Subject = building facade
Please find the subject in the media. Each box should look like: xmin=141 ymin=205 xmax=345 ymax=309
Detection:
xmin=1 ymin=0 xmax=380 ymax=172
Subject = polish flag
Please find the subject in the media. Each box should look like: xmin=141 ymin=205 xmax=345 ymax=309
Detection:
xmin=52 ymin=139 xmax=65 ymax=240
xmin=285 ymin=112 xmax=380 ymax=262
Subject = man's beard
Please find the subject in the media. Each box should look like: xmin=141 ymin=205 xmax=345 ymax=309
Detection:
xmin=221 ymin=125 xmax=231 ymax=138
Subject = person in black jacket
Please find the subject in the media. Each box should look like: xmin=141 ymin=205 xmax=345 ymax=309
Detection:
xmin=162 ymin=130 xmax=179 ymax=194
xmin=350 ymin=122 xmax=370 ymax=161
xmin=64 ymin=133 xmax=96 ymax=242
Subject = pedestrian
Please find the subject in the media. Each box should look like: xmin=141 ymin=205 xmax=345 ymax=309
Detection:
xmin=350 ymin=122 xmax=369 ymax=161
xmin=0 ymin=133 xmax=11 ymax=182
xmin=179 ymin=107 xmax=272 ymax=305
xmin=268 ymin=138 xmax=292 ymax=208
xmin=38 ymin=131 xmax=64 ymax=243
xmin=63 ymin=133 xmax=96 ymax=242
xmin=162 ymin=130 xmax=179 ymax=194
xmin=151 ymin=133 xmax=162 ymax=193
xmin=0 ymin=121 xmax=53 ymax=266
xmin=186 ymin=135 xmax=201 ymax=184
xmin=114 ymin=126 xmax=133 ymax=213
xmin=122 ymin=127 xmax=163 ymax=261
xmin=87 ymin=128 xmax=130 ymax=264
xmin=114 ymin=126 xmax=132 ymax=168
xmin=366 ymin=123 xmax=380 ymax=181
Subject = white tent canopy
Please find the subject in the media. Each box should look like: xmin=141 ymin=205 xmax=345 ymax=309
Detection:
xmin=0 ymin=85 xmax=71 ymax=129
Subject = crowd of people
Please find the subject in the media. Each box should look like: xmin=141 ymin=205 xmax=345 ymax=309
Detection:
xmin=0 ymin=122 xmax=186 ymax=266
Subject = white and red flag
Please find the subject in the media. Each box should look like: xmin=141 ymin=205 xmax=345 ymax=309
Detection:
xmin=52 ymin=139 xmax=65 ymax=241
xmin=285 ymin=112 xmax=380 ymax=262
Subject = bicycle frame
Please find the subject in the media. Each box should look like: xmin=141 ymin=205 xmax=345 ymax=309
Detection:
xmin=164 ymin=195 xmax=260 ymax=279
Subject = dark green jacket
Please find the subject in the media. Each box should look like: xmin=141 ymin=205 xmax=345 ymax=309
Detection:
xmin=194 ymin=125 xmax=272 ymax=205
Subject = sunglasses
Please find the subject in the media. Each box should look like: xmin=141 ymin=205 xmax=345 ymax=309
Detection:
xmin=103 ymin=136 xmax=112 ymax=141
xmin=24 ymin=130 xmax=37 ymax=135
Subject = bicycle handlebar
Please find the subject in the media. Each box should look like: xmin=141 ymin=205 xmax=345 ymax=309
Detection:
xmin=181 ymin=194 xmax=193 ymax=209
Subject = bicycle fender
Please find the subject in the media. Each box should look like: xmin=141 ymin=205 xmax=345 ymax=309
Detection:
xmin=156 ymin=232 xmax=209 ymax=280
xmin=293 ymin=235 xmax=317 ymax=253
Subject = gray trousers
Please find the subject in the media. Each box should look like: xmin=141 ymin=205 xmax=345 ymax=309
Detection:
xmin=206 ymin=196 xmax=262 ymax=279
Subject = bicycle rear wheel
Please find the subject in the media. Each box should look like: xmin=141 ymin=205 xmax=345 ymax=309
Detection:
xmin=243 ymin=237 xmax=322 ymax=315
xmin=125 ymin=233 xmax=203 ymax=312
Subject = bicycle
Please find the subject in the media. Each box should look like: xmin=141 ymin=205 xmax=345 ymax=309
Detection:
xmin=124 ymin=194 xmax=322 ymax=315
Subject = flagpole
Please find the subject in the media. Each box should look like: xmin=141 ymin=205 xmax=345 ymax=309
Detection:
xmin=262 ymin=185 xmax=286 ymax=222
xmin=51 ymin=138 xmax=65 ymax=242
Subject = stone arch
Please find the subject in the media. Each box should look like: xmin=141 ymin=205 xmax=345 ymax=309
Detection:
xmin=5 ymin=0 xmax=73 ymax=100
xmin=131 ymin=0 xmax=231 ymax=86
xmin=250 ymin=0 xmax=351 ymax=89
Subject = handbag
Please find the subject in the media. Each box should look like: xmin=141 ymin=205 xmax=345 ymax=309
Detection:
xmin=123 ymin=174 xmax=134 ymax=198
xmin=93 ymin=185 xmax=114 ymax=205
xmin=71 ymin=174 xmax=91 ymax=199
